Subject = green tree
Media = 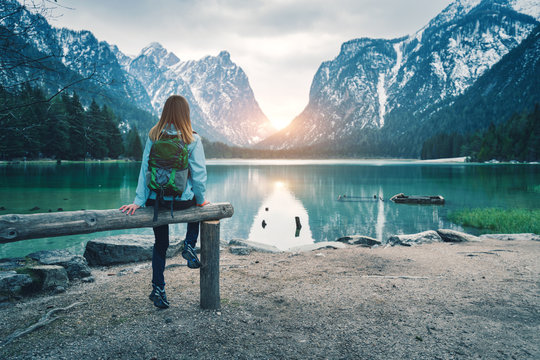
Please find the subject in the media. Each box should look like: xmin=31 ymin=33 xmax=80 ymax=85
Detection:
xmin=125 ymin=127 xmax=143 ymax=160
xmin=86 ymin=100 xmax=108 ymax=159
xmin=41 ymin=96 xmax=69 ymax=159
xmin=101 ymin=105 xmax=124 ymax=158
xmin=63 ymin=92 xmax=86 ymax=160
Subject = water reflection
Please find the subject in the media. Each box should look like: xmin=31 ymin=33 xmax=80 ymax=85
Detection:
xmin=248 ymin=181 xmax=313 ymax=250
xmin=1 ymin=162 xmax=539 ymax=258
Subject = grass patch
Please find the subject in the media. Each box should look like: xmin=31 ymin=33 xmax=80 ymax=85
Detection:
xmin=531 ymin=184 xmax=540 ymax=193
xmin=448 ymin=208 xmax=540 ymax=234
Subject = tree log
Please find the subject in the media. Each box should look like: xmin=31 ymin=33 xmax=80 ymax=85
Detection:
xmin=200 ymin=220 xmax=220 ymax=310
xmin=0 ymin=203 xmax=234 ymax=243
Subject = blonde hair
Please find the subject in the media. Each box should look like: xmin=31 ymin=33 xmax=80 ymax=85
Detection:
xmin=149 ymin=95 xmax=195 ymax=144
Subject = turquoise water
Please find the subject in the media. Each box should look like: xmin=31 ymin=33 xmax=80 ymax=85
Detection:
xmin=1 ymin=160 xmax=539 ymax=257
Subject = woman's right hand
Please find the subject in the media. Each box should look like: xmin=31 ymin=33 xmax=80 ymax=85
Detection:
xmin=119 ymin=203 xmax=140 ymax=215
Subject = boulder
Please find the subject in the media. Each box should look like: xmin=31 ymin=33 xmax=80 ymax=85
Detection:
xmin=387 ymin=230 xmax=442 ymax=246
xmin=229 ymin=246 xmax=251 ymax=255
xmin=0 ymin=257 xmax=27 ymax=271
xmin=84 ymin=234 xmax=183 ymax=266
xmin=0 ymin=271 xmax=33 ymax=294
xmin=336 ymin=235 xmax=381 ymax=247
xmin=479 ymin=233 xmax=540 ymax=241
xmin=28 ymin=265 xmax=69 ymax=290
xmin=288 ymin=241 xmax=348 ymax=253
xmin=436 ymin=229 xmax=481 ymax=243
xmin=27 ymin=250 xmax=91 ymax=280
xmin=228 ymin=239 xmax=282 ymax=253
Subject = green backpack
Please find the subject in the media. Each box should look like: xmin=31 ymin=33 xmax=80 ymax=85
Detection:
xmin=146 ymin=135 xmax=189 ymax=221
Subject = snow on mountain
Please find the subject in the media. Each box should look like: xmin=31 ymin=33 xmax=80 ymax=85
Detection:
xmin=510 ymin=0 xmax=540 ymax=19
xmin=259 ymin=0 xmax=540 ymax=153
xmin=0 ymin=0 xmax=155 ymax=121
xmin=172 ymin=50 xmax=275 ymax=145
xmin=122 ymin=44 xmax=275 ymax=146
xmin=1 ymin=0 xmax=274 ymax=146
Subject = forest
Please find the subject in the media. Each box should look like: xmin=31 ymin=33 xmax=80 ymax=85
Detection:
xmin=0 ymin=85 xmax=143 ymax=161
xmin=2 ymin=83 xmax=538 ymax=162
xmin=420 ymin=105 xmax=540 ymax=162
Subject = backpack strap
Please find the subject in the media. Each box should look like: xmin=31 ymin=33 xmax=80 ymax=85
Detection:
xmin=153 ymin=189 xmax=164 ymax=222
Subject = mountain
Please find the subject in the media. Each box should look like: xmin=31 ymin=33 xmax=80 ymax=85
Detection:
xmin=260 ymin=0 xmax=540 ymax=157
xmin=121 ymin=43 xmax=275 ymax=146
xmin=0 ymin=0 xmax=156 ymax=132
xmin=1 ymin=0 xmax=274 ymax=145
xmin=419 ymin=22 xmax=540 ymax=139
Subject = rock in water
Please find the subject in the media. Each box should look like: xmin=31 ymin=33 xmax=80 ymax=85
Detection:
xmin=387 ymin=231 xmax=443 ymax=246
xmin=28 ymin=250 xmax=91 ymax=280
xmin=437 ymin=229 xmax=480 ymax=243
xmin=84 ymin=234 xmax=183 ymax=266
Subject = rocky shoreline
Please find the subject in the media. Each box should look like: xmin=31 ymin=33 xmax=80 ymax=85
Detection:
xmin=1 ymin=229 xmax=538 ymax=301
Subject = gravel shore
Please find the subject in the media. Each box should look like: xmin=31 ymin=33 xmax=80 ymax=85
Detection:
xmin=1 ymin=238 xmax=538 ymax=359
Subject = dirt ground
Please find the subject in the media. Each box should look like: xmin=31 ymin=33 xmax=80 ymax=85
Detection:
xmin=0 ymin=238 xmax=538 ymax=360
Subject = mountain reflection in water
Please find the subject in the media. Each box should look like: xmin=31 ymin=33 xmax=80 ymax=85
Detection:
xmin=1 ymin=161 xmax=539 ymax=258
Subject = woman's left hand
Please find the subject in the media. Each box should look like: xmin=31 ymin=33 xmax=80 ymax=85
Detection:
xmin=119 ymin=203 xmax=140 ymax=215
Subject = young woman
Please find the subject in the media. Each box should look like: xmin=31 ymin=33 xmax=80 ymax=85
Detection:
xmin=120 ymin=95 xmax=209 ymax=309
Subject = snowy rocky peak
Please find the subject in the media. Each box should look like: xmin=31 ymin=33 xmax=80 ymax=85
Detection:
xmin=218 ymin=50 xmax=232 ymax=62
xmin=108 ymin=44 xmax=132 ymax=67
xmin=510 ymin=0 xmax=540 ymax=19
xmin=121 ymin=44 xmax=275 ymax=146
xmin=170 ymin=50 xmax=275 ymax=145
xmin=139 ymin=42 xmax=180 ymax=68
xmin=429 ymin=0 xmax=482 ymax=26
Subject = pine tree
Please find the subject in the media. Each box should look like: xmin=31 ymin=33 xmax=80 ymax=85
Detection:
xmin=125 ymin=127 xmax=143 ymax=161
xmin=63 ymin=92 xmax=86 ymax=160
xmin=101 ymin=105 xmax=124 ymax=158
xmin=86 ymin=100 xmax=108 ymax=159
xmin=41 ymin=96 xmax=69 ymax=159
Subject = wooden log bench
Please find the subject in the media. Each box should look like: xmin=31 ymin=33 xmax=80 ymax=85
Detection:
xmin=0 ymin=203 xmax=234 ymax=310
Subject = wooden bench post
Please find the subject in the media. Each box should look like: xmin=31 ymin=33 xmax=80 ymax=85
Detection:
xmin=200 ymin=220 xmax=220 ymax=310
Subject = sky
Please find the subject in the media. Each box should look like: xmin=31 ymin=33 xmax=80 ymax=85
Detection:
xmin=48 ymin=0 xmax=453 ymax=129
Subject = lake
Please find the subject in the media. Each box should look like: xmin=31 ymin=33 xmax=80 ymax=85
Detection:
xmin=1 ymin=160 xmax=539 ymax=258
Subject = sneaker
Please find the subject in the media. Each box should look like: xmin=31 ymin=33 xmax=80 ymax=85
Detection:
xmin=151 ymin=285 xmax=170 ymax=309
xmin=148 ymin=284 xmax=158 ymax=302
xmin=182 ymin=242 xmax=201 ymax=269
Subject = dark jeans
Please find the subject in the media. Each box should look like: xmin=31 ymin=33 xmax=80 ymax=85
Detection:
xmin=146 ymin=198 xmax=199 ymax=287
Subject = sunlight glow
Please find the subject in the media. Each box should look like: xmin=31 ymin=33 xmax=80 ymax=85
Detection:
xmin=269 ymin=118 xmax=292 ymax=130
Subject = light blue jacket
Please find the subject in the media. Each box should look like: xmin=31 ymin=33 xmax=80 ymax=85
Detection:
xmin=133 ymin=131 xmax=207 ymax=207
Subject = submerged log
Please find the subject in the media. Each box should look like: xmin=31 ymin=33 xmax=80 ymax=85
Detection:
xmin=390 ymin=193 xmax=445 ymax=205
xmin=0 ymin=203 xmax=234 ymax=243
